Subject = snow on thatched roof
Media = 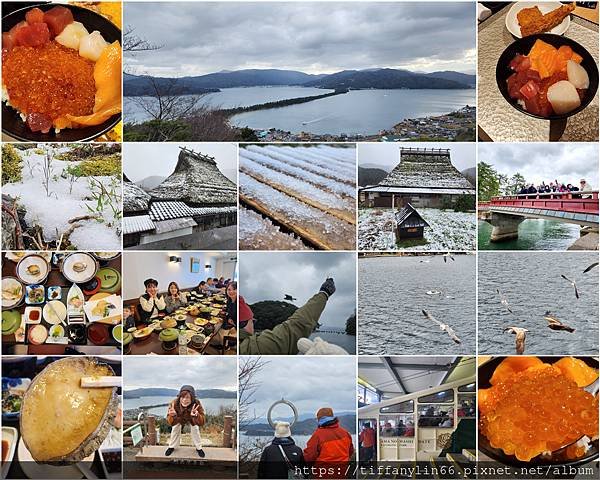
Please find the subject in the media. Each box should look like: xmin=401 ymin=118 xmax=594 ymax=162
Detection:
xmin=123 ymin=179 xmax=151 ymax=214
xmin=378 ymin=148 xmax=474 ymax=190
xmin=149 ymin=147 xmax=237 ymax=206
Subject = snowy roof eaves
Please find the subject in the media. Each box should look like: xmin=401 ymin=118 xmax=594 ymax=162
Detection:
xmin=362 ymin=187 xmax=475 ymax=195
xmin=123 ymin=215 xmax=155 ymax=234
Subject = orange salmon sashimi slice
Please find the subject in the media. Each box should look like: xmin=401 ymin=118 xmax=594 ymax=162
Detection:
xmin=528 ymin=39 xmax=583 ymax=78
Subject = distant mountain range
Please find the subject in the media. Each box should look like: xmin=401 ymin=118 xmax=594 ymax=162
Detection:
xmin=123 ymin=387 xmax=237 ymax=399
xmin=136 ymin=175 xmax=166 ymax=190
xmin=124 ymin=68 xmax=475 ymax=96
xmin=358 ymin=167 xmax=388 ymax=187
xmin=461 ymin=167 xmax=476 ymax=186
xmin=243 ymin=414 xmax=356 ymax=436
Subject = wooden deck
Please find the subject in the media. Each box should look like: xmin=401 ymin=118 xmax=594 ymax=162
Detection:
xmin=135 ymin=446 xmax=237 ymax=466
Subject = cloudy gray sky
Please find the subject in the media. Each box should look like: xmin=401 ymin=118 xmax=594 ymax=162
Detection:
xmin=239 ymin=252 xmax=355 ymax=328
xmin=358 ymin=142 xmax=475 ymax=172
xmin=478 ymin=143 xmax=599 ymax=187
xmin=124 ymin=142 xmax=237 ymax=182
xmin=124 ymin=2 xmax=476 ymax=77
xmin=241 ymin=356 xmax=356 ymax=419
xmin=123 ymin=356 xmax=237 ymax=391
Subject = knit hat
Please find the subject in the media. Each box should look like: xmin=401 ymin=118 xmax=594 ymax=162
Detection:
xmin=274 ymin=421 xmax=292 ymax=438
xmin=239 ymin=296 xmax=254 ymax=323
xmin=316 ymin=407 xmax=334 ymax=419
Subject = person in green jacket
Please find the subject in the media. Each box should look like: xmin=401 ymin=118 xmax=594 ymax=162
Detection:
xmin=239 ymin=278 xmax=336 ymax=355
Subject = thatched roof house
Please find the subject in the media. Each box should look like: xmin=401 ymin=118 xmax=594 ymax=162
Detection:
xmin=123 ymin=147 xmax=237 ymax=247
xmin=123 ymin=174 xmax=151 ymax=214
xmin=149 ymin=147 xmax=237 ymax=206
xmin=361 ymin=148 xmax=474 ymax=208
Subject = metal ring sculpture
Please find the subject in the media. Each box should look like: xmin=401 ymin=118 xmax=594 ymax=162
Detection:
xmin=267 ymin=398 xmax=299 ymax=428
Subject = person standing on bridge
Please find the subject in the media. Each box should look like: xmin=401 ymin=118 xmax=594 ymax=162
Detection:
xmin=165 ymin=385 xmax=206 ymax=458
xmin=238 ymin=278 xmax=336 ymax=355
xmin=580 ymin=178 xmax=593 ymax=199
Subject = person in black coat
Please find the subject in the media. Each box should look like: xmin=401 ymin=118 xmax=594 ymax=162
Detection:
xmin=257 ymin=422 xmax=304 ymax=479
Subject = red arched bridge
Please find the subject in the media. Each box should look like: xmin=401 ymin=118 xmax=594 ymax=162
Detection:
xmin=479 ymin=191 xmax=599 ymax=242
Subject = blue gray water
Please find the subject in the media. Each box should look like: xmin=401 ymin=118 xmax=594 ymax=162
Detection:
xmin=358 ymin=255 xmax=476 ymax=355
xmin=125 ymin=86 xmax=475 ymax=135
xmin=478 ymin=220 xmax=584 ymax=251
xmin=478 ymin=252 xmax=599 ymax=355
xmin=123 ymin=395 xmax=235 ymax=417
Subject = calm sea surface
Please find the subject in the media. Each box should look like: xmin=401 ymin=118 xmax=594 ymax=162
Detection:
xmin=478 ymin=220 xmax=583 ymax=250
xmin=124 ymin=86 xmax=475 ymax=134
xmin=478 ymin=252 xmax=599 ymax=355
xmin=358 ymin=255 xmax=476 ymax=355
xmin=124 ymin=395 xmax=235 ymax=417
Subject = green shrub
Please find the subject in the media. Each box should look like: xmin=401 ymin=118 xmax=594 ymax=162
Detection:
xmin=78 ymin=154 xmax=121 ymax=176
xmin=454 ymin=194 xmax=476 ymax=212
xmin=2 ymin=144 xmax=23 ymax=184
xmin=440 ymin=195 xmax=453 ymax=210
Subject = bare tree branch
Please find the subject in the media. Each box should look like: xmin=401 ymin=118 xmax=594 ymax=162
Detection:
xmin=123 ymin=25 xmax=163 ymax=53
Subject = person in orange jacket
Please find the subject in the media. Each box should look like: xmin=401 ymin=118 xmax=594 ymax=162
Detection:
xmin=303 ymin=407 xmax=354 ymax=479
xmin=359 ymin=422 xmax=376 ymax=463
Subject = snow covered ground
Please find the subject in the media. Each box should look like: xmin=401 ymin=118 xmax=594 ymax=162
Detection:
xmin=3 ymin=148 xmax=121 ymax=250
xmin=358 ymin=207 xmax=476 ymax=251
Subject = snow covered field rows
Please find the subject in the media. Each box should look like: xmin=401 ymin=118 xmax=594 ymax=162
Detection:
xmin=241 ymin=148 xmax=355 ymax=197
xmin=246 ymin=144 xmax=356 ymax=182
xmin=358 ymin=208 xmax=476 ymax=251
xmin=239 ymin=145 xmax=357 ymax=250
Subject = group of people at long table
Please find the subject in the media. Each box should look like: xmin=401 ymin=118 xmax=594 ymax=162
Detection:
xmin=127 ymin=277 xmax=237 ymax=332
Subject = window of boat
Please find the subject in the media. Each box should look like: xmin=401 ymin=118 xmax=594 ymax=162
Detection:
xmin=379 ymin=399 xmax=413 ymax=414
xmin=417 ymin=404 xmax=454 ymax=428
xmin=418 ymin=388 xmax=454 ymax=404
xmin=457 ymin=393 xmax=476 ymax=419
xmin=458 ymin=383 xmax=476 ymax=392
xmin=379 ymin=414 xmax=415 ymax=438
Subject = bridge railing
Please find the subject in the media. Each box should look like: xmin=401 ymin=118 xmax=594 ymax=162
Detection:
xmin=489 ymin=191 xmax=599 ymax=215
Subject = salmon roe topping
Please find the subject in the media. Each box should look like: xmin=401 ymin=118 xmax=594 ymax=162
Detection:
xmin=2 ymin=42 xmax=95 ymax=122
xmin=480 ymin=364 xmax=598 ymax=462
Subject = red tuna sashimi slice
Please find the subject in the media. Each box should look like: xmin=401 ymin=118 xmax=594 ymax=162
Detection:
xmin=43 ymin=6 xmax=74 ymax=37
xmin=26 ymin=113 xmax=53 ymax=133
xmin=15 ymin=22 xmax=50 ymax=47
xmin=25 ymin=8 xmax=45 ymax=24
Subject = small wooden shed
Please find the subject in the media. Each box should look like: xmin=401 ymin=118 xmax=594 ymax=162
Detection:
xmin=395 ymin=203 xmax=429 ymax=240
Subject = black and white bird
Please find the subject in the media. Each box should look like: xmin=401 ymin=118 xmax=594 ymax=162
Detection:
xmin=504 ymin=326 xmax=528 ymax=355
xmin=421 ymin=309 xmax=461 ymax=344
xmin=496 ymin=289 xmax=513 ymax=314
xmin=543 ymin=311 xmax=575 ymax=333
xmin=442 ymin=252 xmax=455 ymax=263
xmin=284 ymin=294 xmax=297 ymax=301
xmin=583 ymin=262 xmax=599 ymax=274
xmin=560 ymin=274 xmax=579 ymax=299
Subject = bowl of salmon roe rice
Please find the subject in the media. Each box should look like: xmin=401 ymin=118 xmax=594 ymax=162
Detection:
xmin=2 ymin=3 xmax=121 ymax=141
xmin=478 ymin=356 xmax=599 ymax=467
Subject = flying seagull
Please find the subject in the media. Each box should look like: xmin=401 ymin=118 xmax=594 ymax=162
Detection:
xmin=421 ymin=309 xmax=461 ymax=344
xmin=442 ymin=252 xmax=455 ymax=263
xmin=583 ymin=262 xmax=599 ymax=274
xmin=560 ymin=274 xmax=579 ymax=299
xmin=284 ymin=294 xmax=297 ymax=302
xmin=504 ymin=327 xmax=528 ymax=355
xmin=496 ymin=289 xmax=513 ymax=314
xmin=543 ymin=311 xmax=575 ymax=333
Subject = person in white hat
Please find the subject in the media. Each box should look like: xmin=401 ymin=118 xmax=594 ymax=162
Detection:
xmin=257 ymin=421 xmax=304 ymax=479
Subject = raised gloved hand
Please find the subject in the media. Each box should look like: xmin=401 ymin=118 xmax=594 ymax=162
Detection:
xmin=319 ymin=278 xmax=336 ymax=298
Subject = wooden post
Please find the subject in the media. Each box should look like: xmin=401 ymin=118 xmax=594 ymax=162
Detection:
xmin=147 ymin=416 xmax=157 ymax=446
xmin=223 ymin=415 xmax=233 ymax=447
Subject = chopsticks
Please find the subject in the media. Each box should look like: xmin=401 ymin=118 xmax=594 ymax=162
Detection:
xmin=81 ymin=376 xmax=122 ymax=388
